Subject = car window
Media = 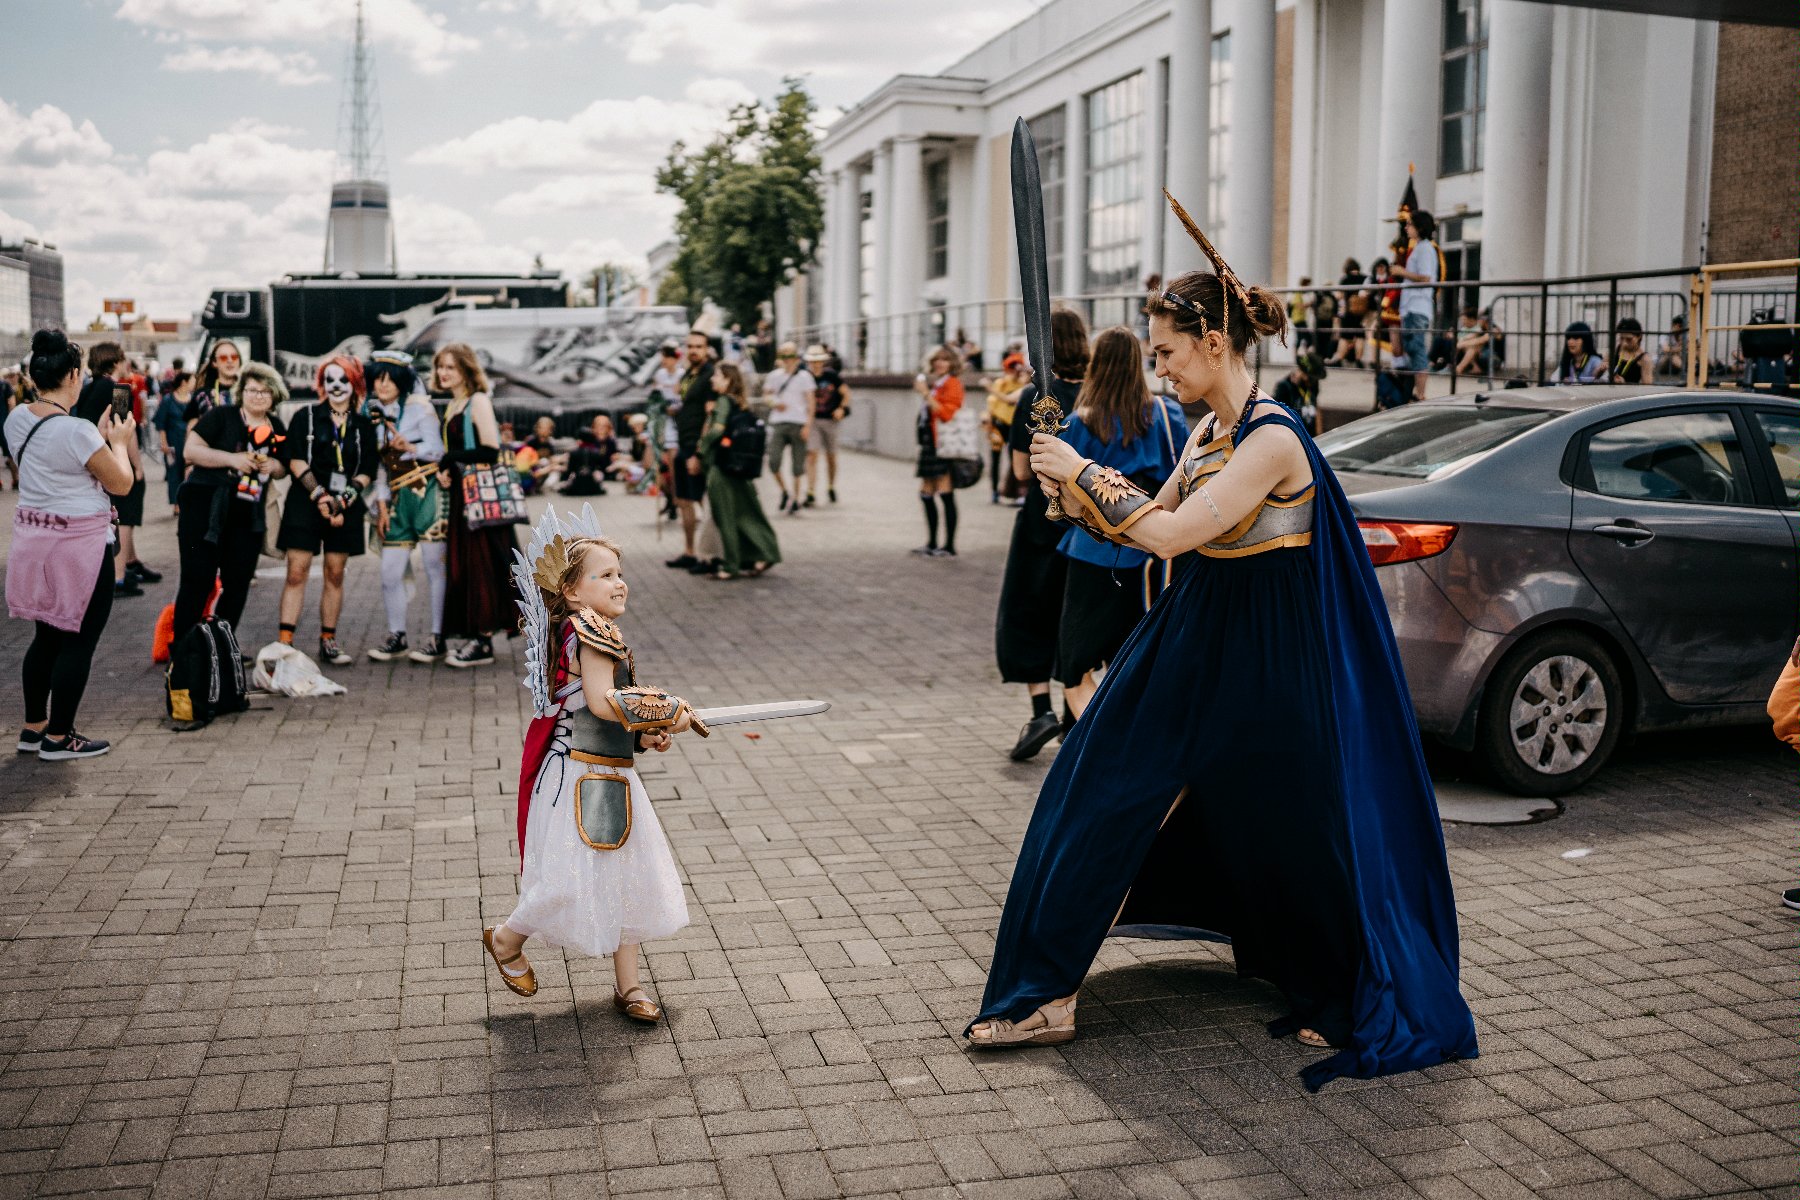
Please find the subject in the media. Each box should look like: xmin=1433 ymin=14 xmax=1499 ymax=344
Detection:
xmin=1583 ymin=411 xmax=1752 ymax=505
xmin=1753 ymin=410 xmax=1800 ymax=507
xmin=1316 ymin=406 xmax=1557 ymax=478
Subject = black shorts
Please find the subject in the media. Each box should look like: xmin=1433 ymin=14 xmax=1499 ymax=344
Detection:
xmin=114 ymin=476 xmax=147 ymax=526
xmin=1057 ymin=557 xmax=1147 ymax=685
xmin=673 ymin=454 xmax=707 ymax=501
xmin=277 ymin=493 xmax=368 ymax=556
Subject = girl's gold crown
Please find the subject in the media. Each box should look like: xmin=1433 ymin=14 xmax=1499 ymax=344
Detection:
xmin=532 ymin=534 xmax=586 ymax=595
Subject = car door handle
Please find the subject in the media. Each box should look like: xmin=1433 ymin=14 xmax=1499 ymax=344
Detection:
xmin=1592 ymin=523 xmax=1655 ymax=545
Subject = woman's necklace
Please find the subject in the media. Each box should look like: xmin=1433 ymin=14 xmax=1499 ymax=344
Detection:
xmin=1203 ymin=383 xmax=1262 ymax=444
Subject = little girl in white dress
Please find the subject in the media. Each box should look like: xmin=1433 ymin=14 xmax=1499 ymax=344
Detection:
xmin=483 ymin=515 xmax=700 ymax=1021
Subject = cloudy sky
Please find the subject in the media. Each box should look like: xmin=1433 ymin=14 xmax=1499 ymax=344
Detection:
xmin=3 ymin=0 xmax=1039 ymax=327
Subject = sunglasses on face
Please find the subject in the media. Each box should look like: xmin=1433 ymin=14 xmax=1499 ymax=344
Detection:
xmin=215 ymin=352 xmax=241 ymax=364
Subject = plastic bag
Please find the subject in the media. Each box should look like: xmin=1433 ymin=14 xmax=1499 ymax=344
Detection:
xmin=251 ymin=642 xmax=346 ymax=697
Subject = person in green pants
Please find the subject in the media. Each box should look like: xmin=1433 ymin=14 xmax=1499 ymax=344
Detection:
xmin=693 ymin=362 xmax=781 ymax=580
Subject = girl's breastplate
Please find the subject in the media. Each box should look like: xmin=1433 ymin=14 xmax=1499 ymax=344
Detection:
xmin=1176 ymin=433 xmax=1316 ymax=558
xmin=567 ymin=654 xmax=636 ymax=765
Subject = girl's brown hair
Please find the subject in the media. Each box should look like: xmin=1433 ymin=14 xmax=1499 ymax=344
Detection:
xmin=540 ymin=536 xmax=625 ymax=662
xmin=713 ymin=361 xmax=749 ymax=407
xmin=927 ymin=345 xmax=963 ymax=376
xmin=1050 ymin=307 xmax=1090 ymax=380
xmin=433 ymin=342 xmax=490 ymax=397
xmin=1075 ymin=326 xmax=1153 ymax=446
xmin=1146 ymin=271 xmax=1288 ymax=356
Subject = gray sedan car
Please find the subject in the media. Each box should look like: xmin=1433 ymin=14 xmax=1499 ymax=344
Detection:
xmin=1317 ymin=386 xmax=1798 ymax=795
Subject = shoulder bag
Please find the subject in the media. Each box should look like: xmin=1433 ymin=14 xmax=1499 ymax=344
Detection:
xmin=457 ymin=403 xmax=529 ymax=530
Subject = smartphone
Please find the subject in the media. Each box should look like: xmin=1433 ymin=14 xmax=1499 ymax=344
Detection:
xmin=110 ymin=384 xmax=132 ymax=421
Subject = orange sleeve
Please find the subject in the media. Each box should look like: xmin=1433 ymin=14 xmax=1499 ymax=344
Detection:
xmin=1769 ymin=648 xmax=1800 ymax=751
xmin=931 ymin=377 xmax=964 ymax=423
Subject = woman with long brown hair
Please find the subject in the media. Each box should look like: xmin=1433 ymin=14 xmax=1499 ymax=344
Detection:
xmin=434 ymin=343 xmax=518 ymax=669
xmin=1051 ymin=326 xmax=1187 ymax=720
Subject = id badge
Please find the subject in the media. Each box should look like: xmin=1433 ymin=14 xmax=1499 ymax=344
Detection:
xmin=328 ymin=472 xmax=347 ymax=494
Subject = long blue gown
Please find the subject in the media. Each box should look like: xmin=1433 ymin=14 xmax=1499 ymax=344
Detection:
xmin=971 ymin=404 xmax=1478 ymax=1091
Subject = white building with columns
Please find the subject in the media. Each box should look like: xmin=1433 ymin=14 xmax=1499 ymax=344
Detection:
xmin=784 ymin=0 xmax=1796 ymax=371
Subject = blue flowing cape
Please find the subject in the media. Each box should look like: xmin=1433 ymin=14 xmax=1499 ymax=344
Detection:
xmin=972 ymin=406 xmax=1478 ymax=1090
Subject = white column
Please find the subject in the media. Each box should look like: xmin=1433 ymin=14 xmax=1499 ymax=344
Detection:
xmin=1140 ymin=55 xmax=1167 ymax=285
xmin=1224 ymin=0 xmax=1276 ymax=283
xmin=887 ymin=136 xmax=925 ymax=369
xmin=1481 ymin=0 xmax=1554 ymax=285
xmin=832 ymin=167 xmax=863 ymax=342
xmin=1163 ymin=0 xmax=1213 ymax=278
xmin=1285 ymin=0 xmax=1320 ymax=285
xmin=1374 ymin=0 xmax=1443 ymax=250
xmin=818 ymin=169 xmax=842 ymax=336
xmin=1061 ymin=96 xmax=1085 ymax=296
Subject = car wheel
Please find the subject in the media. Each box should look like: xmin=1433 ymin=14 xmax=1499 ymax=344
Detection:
xmin=1476 ymin=629 xmax=1624 ymax=797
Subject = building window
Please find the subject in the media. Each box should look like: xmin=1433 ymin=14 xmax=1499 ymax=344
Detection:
xmin=1440 ymin=0 xmax=1488 ymax=175
xmin=1208 ymin=32 xmax=1231 ymax=246
xmin=1156 ymin=56 xmax=1170 ymax=278
xmin=1026 ymin=107 xmax=1066 ymax=292
xmin=1083 ymin=71 xmax=1143 ymax=293
xmin=925 ymin=156 xmax=950 ymax=281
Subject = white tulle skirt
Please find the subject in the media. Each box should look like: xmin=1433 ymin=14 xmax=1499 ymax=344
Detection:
xmin=505 ymin=716 xmax=689 ymax=957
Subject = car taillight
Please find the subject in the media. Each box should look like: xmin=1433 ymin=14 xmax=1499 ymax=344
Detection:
xmin=1358 ymin=521 xmax=1457 ymax=566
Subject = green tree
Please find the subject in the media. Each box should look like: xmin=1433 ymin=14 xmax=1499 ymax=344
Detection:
xmin=656 ymin=78 xmax=823 ymax=328
xmin=582 ymin=262 xmax=641 ymax=307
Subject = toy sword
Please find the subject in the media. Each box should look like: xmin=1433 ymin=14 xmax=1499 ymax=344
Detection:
xmin=1010 ymin=117 xmax=1069 ymax=520
xmin=689 ymin=700 xmax=829 ymax=738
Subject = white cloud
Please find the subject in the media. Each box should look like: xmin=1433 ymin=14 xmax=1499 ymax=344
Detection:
xmin=115 ymin=0 xmax=479 ymax=74
xmin=0 ymin=103 xmax=114 ymax=168
xmin=161 ymin=46 xmax=329 ymax=86
xmin=492 ymin=174 xmax=673 ymax=217
xmin=411 ymin=82 xmax=754 ymax=175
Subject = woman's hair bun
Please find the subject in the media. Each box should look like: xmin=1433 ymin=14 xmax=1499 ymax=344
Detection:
xmin=1242 ymin=286 xmax=1289 ymax=342
xmin=31 ymin=328 xmax=69 ymax=357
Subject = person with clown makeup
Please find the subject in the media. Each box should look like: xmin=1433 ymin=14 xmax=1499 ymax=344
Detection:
xmin=276 ymin=355 xmax=379 ymax=665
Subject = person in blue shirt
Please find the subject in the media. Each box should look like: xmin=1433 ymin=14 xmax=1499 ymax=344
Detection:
xmin=151 ymin=370 xmax=194 ymax=512
xmin=1053 ymin=327 xmax=1188 ymax=721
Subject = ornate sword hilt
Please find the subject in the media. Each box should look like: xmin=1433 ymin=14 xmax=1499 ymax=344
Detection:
xmin=1025 ymin=391 xmax=1070 ymax=520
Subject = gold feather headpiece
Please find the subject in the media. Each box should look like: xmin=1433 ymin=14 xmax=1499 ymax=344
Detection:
xmin=1161 ymin=189 xmax=1254 ymax=336
xmin=532 ymin=534 xmax=581 ymax=595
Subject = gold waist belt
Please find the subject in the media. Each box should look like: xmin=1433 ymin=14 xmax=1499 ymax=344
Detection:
xmin=570 ymin=750 xmax=633 ymax=768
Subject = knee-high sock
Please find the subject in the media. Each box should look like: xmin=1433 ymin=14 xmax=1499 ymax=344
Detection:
xmin=419 ymin=541 xmax=448 ymax=635
xmin=940 ymin=492 xmax=958 ymax=552
xmin=920 ymin=494 xmax=939 ymax=548
xmin=380 ymin=546 xmax=410 ymax=633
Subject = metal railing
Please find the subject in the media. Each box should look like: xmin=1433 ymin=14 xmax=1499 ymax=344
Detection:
xmin=791 ymin=262 xmax=1799 ymax=399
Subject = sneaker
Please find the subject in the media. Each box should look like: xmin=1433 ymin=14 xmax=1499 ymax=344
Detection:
xmin=113 ymin=578 xmax=144 ymax=598
xmin=1009 ymin=712 xmax=1062 ymax=762
xmin=778 ymin=490 xmax=791 ymax=512
xmin=125 ymin=560 xmax=163 ymax=584
xmin=1784 ymin=888 xmax=1800 ymax=912
xmin=367 ymin=632 xmax=409 ymax=662
xmin=687 ymin=557 xmax=721 ymax=575
xmin=408 ymin=635 xmax=447 ymax=664
xmin=447 ymin=638 xmax=494 ymax=669
xmin=929 ymin=546 xmax=957 ymax=558
xmin=318 ymin=636 xmax=353 ymax=666
xmin=16 ymin=728 xmax=44 ymax=754
xmin=38 ymin=731 xmax=111 ymax=761
xmin=828 ymin=488 xmax=837 ymax=503
xmin=909 ymin=545 xmax=938 ymax=556
xmin=665 ymin=554 xmax=698 ymax=570
xmin=803 ymin=493 xmax=816 ymax=508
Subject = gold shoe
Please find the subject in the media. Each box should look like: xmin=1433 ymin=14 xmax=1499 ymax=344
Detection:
xmin=1297 ymin=1028 xmax=1330 ymax=1048
xmin=966 ymin=996 xmax=1077 ymax=1050
xmin=614 ymin=985 xmax=662 ymax=1023
xmin=482 ymin=927 xmax=537 ymax=997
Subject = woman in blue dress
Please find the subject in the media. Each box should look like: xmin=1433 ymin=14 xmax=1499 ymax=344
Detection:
xmin=967 ymin=197 xmax=1477 ymax=1091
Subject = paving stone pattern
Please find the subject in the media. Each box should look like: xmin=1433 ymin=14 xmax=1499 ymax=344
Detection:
xmin=1 ymin=454 xmax=1794 ymax=1199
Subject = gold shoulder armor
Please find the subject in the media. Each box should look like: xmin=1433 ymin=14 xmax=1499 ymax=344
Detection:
xmin=571 ymin=607 xmax=629 ymax=659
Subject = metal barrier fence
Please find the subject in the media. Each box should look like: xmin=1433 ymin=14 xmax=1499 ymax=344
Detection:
xmin=790 ymin=263 xmax=1799 ymax=398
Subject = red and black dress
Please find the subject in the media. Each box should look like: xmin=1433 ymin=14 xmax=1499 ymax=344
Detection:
xmin=443 ymin=406 xmax=520 ymax=639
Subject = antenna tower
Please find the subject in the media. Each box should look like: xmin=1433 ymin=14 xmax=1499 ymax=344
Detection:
xmin=335 ymin=0 xmax=387 ymax=181
xmin=324 ymin=0 xmax=397 ymax=273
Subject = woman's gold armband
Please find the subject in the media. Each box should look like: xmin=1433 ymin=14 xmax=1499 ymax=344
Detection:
xmin=1057 ymin=459 xmax=1164 ymax=546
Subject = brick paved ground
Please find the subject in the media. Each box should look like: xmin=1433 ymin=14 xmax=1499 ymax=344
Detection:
xmin=1 ymin=453 xmax=1794 ymax=1200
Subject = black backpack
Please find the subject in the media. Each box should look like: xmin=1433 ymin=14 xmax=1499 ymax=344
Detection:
xmin=718 ymin=407 xmax=767 ymax=480
xmin=166 ymin=616 xmax=248 ymax=725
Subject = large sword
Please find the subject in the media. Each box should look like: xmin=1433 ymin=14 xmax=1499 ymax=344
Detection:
xmin=689 ymin=700 xmax=828 ymax=738
xmin=1010 ymin=117 xmax=1068 ymax=520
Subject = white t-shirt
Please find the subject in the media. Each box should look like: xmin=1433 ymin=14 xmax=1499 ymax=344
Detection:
xmin=649 ymin=365 xmax=683 ymax=404
xmin=1401 ymin=241 xmax=1439 ymax=319
xmin=762 ymin=368 xmax=816 ymax=425
xmin=5 ymin=407 xmax=109 ymax=517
